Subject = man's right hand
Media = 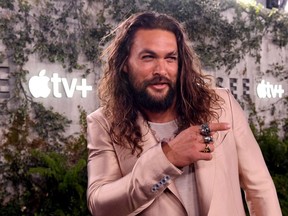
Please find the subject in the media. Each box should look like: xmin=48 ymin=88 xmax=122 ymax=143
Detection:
xmin=162 ymin=123 xmax=230 ymax=168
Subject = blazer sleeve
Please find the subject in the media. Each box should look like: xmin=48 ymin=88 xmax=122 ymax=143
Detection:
xmin=225 ymin=90 xmax=282 ymax=216
xmin=86 ymin=109 xmax=182 ymax=216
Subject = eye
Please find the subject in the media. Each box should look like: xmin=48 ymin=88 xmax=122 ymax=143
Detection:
xmin=166 ymin=56 xmax=178 ymax=62
xmin=141 ymin=55 xmax=154 ymax=61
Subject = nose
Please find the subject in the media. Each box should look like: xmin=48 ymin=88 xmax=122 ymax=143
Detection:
xmin=153 ymin=59 xmax=167 ymax=76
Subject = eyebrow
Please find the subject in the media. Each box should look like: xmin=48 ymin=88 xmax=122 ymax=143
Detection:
xmin=139 ymin=49 xmax=178 ymax=56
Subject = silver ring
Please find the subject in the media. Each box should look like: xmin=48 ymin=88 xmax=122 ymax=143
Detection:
xmin=204 ymin=136 xmax=213 ymax=144
xmin=200 ymin=123 xmax=211 ymax=136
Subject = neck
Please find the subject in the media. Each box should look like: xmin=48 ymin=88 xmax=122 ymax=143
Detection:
xmin=142 ymin=105 xmax=177 ymax=123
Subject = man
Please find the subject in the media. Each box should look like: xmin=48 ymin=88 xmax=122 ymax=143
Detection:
xmin=87 ymin=12 xmax=282 ymax=216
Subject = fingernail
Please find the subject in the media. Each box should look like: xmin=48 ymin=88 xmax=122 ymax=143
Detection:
xmin=225 ymin=123 xmax=231 ymax=129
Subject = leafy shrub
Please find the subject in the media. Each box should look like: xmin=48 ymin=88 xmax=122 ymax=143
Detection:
xmin=0 ymin=104 xmax=90 ymax=215
xmin=251 ymin=121 xmax=288 ymax=213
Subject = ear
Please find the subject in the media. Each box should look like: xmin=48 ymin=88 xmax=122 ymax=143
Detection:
xmin=123 ymin=63 xmax=128 ymax=73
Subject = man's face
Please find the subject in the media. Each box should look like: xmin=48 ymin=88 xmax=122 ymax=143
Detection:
xmin=124 ymin=29 xmax=179 ymax=112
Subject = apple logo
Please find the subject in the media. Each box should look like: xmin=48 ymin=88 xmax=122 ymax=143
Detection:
xmin=28 ymin=69 xmax=51 ymax=98
xmin=256 ymin=80 xmax=267 ymax=99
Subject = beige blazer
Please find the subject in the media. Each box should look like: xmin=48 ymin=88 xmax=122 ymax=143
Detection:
xmin=87 ymin=88 xmax=282 ymax=216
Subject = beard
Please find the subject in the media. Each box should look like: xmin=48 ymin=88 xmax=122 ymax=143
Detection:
xmin=128 ymin=75 xmax=176 ymax=113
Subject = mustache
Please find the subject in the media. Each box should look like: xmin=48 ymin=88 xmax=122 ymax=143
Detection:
xmin=144 ymin=76 xmax=172 ymax=86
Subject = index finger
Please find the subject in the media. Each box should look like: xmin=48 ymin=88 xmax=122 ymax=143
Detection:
xmin=207 ymin=122 xmax=230 ymax=132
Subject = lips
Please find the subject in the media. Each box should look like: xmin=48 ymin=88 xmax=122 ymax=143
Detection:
xmin=143 ymin=76 xmax=172 ymax=92
xmin=149 ymin=83 xmax=168 ymax=91
xmin=147 ymin=76 xmax=170 ymax=85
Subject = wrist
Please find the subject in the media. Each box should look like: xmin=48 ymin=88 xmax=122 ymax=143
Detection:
xmin=161 ymin=141 xmax=182 ymax=169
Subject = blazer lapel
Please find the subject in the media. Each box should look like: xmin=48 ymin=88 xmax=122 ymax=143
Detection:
xmin=113 ymin=115 xmax=157 ymax=176
xmin=194 ymin=126 xmax=229 ymax=215
xmin=167 ymin=181 xmax=184 ymax=203
xmin=194 ymin=158 xmax=215 ymax=216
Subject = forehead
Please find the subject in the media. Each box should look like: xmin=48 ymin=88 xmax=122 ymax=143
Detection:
xmin=131 ymin=29 xmax=177 ymax=52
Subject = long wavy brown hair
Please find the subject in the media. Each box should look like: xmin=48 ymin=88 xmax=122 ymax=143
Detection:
xmin=98 ymin=12 xmax=222 ymax=155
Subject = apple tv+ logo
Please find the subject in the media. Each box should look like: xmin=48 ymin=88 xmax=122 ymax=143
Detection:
xmin=256 ymin=79 xmax=284 ymax=99
xmin=28 ymin=69 xmax=92 ymax=98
